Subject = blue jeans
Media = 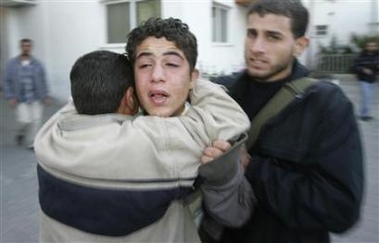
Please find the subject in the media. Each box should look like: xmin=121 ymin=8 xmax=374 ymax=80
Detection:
xmin=359 ymin=81 xmax=378 ymax=117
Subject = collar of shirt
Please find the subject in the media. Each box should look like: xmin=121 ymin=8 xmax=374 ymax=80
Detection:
xmin=180 ymin=102 xmax=191 ymax=116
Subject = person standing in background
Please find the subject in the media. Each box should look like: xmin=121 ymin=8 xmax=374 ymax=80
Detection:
xmin=353 ymin=40 xmax=379 ymax=121
xmin=4 ymin=38 xmax=50 ymax=148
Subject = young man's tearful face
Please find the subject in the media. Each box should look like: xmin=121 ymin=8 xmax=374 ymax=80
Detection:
xmin=134 ymin=37 xmax=198 ymax=117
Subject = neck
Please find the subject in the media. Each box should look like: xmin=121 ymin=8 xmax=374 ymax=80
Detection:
xmin=20 ymin=54 xmax=30 ymax=60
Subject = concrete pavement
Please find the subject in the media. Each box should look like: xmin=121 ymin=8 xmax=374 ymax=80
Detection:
xmin=0 ymin=75 xmax=378 ymax=242
xmin=1 ymin=96 xmax=65 ymax=243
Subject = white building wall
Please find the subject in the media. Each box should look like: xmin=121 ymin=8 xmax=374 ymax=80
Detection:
xmin=202 ymin=2 xmax=247 ymax=75
xmin=307 ymin=0 xmax=373 ymax=47
xmin=41 ymin=1 xmax=105 ymax=100
xmin=5 ymin=0 xmax=373 ymax=100
xmin=163 ymin=0 xmax=247 ymax=75
xmin=3 ymin=1 xmax=107 ymax=100
xmin=301 ymin=0 xmax=374 ymax=68
xmin=331 ymin=1 xmax=373 ymax=43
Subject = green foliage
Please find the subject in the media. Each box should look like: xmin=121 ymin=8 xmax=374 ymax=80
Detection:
xmin=318 ymin=36 xmax=354 ymax=54
xmin=316 ymin=33 xmax=379 ymax=74
xmin=350 ymin=33 xmax=379 ymax=50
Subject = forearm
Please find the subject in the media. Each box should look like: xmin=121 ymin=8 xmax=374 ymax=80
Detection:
xmin=199 ymin=133 xmax=255 ymax=227
xmin=189 ymin=79 xmax=250 ymax=140
xmin=201 ymin=164 xmax=255 ymax=227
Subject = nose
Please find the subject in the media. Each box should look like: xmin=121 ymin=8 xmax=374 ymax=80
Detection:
xmin=151 ymin=65 xmax=165 ymax=83
xmin=248 ymin=37 xmax=266 ymax=54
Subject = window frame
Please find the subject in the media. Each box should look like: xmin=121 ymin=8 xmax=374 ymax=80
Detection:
xmin=315 ymin=25 xmax=328 ymax=37
xmin=103 ymin=0 xmax=160 ymax=44
xmin=212 ymin=3 xmax=230 ymax=44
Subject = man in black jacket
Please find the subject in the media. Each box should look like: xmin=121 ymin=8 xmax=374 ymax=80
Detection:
xmin=200 ymin=0 xmax=364 ymax=242
xmin=353 ymin=40 xmax=379 ymax=121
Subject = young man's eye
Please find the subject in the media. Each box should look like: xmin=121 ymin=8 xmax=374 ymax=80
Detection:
xmin=138 ymin=63 xmax=152 ymax=69
xmin=165 ymin=63 xmax=179 ymax=68
xmin=267 ymin=35 xmax=281 ymax=41
xmin=247 ymin=30 xmax=256 ymax=39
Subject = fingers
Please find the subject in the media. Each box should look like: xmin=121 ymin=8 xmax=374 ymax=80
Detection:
xmin=201 ymin=139 xmax=231 ymax=164
xmin=213 ymin=139 xmax=232 ymax=152
xmin=201 ymin=146 xmax=223 ymax=164
xmin=240 ymin=145 xmax=251 ymax=170
xmin=201 ymin=154 xmax=215 ymax=164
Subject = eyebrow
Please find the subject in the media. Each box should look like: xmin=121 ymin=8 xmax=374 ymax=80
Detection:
xmin=136 ymin=50 xmax=185 ymax=61
xmin=247 ymin=28 xmax=284 ymax=36
xmin=266 ymin=30 xmax=283 ymax=37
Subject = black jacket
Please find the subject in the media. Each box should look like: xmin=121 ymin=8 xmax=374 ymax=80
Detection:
xmin=210 ymin=61 xmax=364 ymax=243
xmin=353 ymin=50 xmax=379 ymax=83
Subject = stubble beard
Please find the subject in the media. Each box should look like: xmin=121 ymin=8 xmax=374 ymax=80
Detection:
xmin=246 ymin=56 xmax=294 ymax=82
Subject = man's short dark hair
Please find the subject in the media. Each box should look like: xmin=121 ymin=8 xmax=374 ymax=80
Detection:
xmin=70 ymin=50 xmax=134 ymax=115
xmin=20 ymin=38 xmax=32 ymax=44
xmin=125 ymin=17 xmax=198 ymax=72
xmin=247 ymin=0 xmax=309 ymax=39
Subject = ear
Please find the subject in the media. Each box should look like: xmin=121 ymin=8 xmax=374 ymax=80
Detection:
xmin=118 ymin=87 xmax=139 ymax=115
xmin=189 ymin=69 xmax=199 ymax=89
xmin=294 ymin=36 xmax=309 ymax=57
xmin=126 ymin=87 xmax=139 ymax=114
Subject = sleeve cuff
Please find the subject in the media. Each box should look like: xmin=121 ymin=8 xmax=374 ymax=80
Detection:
xmin=199 ymin=133 xmax=248 ymax=186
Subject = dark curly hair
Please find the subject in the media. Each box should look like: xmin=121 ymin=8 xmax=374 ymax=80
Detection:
xmin=126 ymin=17 xmax=198 ymax=72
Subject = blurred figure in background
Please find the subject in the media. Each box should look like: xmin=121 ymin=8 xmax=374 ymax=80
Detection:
xmin=353 ymin=40 xmax=379 ymax=121
xmin=3 ymin=38 xmax=50 ymax=148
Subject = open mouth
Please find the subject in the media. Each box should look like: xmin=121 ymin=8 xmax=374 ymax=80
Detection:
xmin=148 ymin=90 xmax=169 ymax=105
